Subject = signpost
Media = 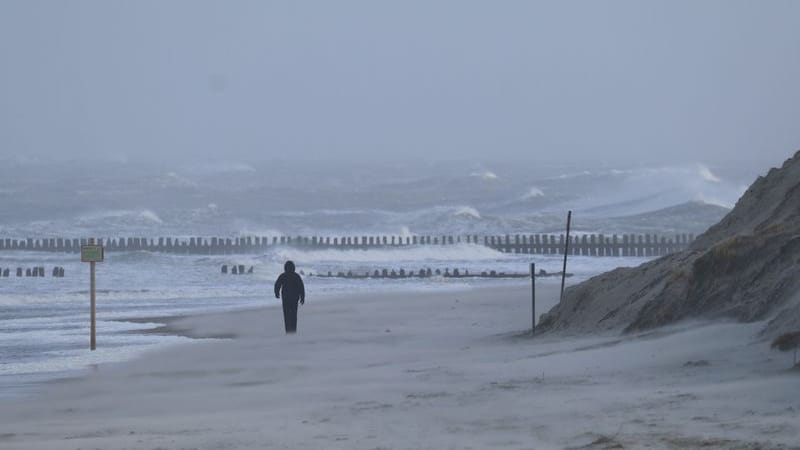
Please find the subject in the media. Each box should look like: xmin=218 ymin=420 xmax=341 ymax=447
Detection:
xmin=81 ymin=239 xmax=104 ymax=351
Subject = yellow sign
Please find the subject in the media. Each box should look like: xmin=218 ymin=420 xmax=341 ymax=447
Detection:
xmin=81 ymin=245 xmax=104 ymax=263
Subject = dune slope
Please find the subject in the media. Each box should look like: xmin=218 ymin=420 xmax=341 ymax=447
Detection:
xmin=539 ymin=151 xmax=800 ymax=337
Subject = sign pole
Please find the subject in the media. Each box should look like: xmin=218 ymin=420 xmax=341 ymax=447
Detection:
xmin=90 ymin=262 xmax=96 ymax=351
xmin=82 ymin=238 xmax=103 ymax=351
xmin=531 ymin=262 xmax=536 ymax=335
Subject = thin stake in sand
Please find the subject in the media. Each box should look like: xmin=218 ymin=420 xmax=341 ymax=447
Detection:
xmin=531 ymin=262 xmax=536 ymax=335
xmin=560 ymin=210 xmax=572 ymax=303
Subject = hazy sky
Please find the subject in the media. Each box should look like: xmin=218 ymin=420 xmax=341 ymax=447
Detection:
xmin=1 ymin=1 xmax=799 ymax=168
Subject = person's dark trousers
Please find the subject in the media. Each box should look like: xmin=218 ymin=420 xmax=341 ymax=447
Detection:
xmin=282 ymin=298 xmax=298 ymax=333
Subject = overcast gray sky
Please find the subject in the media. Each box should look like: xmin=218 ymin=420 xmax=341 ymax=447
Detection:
xmin=1 ymin=1 xmax=799 ymax=167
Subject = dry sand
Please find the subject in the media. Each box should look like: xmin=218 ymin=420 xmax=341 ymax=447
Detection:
xmin=0 ymin=282 xmax=798 ymax=450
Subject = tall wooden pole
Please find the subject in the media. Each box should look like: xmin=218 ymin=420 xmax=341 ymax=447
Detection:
xmin=560 ymin=211 xmax=572 ymax=303
xmin=531 ymin=262 xmax=536 ymax=335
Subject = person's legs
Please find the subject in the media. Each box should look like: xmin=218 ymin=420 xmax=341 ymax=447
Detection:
xmin=282 ymin=299 xmax=298 ymax=333
xmin=287 ymin=301 xmax=298 ymax=333
xmin=282 ymin=300 xmax=293 ymax=333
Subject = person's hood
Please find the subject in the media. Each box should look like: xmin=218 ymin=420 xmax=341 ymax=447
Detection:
xmin=284 ymin=261 xmax=296 ymax=273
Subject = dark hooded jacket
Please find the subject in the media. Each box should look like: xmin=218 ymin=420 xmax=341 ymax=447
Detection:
xmin=274 ymin=261 xmax=305 ymax=302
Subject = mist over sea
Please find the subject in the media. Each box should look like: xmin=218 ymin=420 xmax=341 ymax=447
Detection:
xmin=0 ymin=157 xmax=748 ymax=236
xmin=0 ymin=157 xmax=750 ymax=395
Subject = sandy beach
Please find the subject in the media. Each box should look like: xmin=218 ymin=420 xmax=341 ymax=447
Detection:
xmin=1 ymin=282 xmax=798 ymax=450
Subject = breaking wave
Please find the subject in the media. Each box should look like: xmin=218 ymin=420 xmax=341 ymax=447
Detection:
xmin=697 ymin=164 xmax=722 ymax=183
xmin=162 ymin=172 xmax=199 ymax=188
xmin=521 ymin=187 xmax=545 ymax=200
xmin=452 ymin=206 xmax=481 ymax=219
xmin=470 ymin=170 xmax=498 ymax=180
xmin=78 ymin=209 xmax=164 ymax=224
xmin=182 ymin=161 xmax=256 ymax=175
xmin=273 ymin=243 xmax=504 ymax=264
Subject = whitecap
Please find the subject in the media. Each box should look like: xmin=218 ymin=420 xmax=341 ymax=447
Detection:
xmin=163 ymin=172 xmax=199 ymax=188
xmin=184 ymin=162 xmax=256 ymax=175
xmin=470 ymin=170 xmax=498 ymax=180
xmin=521 ymin=187 xmax=545 ymax=200
xmin=273 ymin=242 xmax=503 ymax=264
xmin=697 ymin=164 xmax=721 ymax=183
xmin=452 ymin=206 xmax=481 ymax=219
xmin=78 ymin=209 xmax=164 ymax=224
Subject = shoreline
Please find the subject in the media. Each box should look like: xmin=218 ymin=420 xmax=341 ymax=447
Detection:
xmin=0 ymin=282 xmax=541 ymax=401
xmin=112 ymin=280 xmax=544 ymax=340
xmin=116 ymin=314 xmax=241 ymax=340
xmin=114 ymin=281 xmax=545 ymax=340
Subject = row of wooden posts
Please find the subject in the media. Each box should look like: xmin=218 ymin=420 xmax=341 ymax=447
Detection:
xmin=221 ymin=265 xmax=254 ymax=275
xmin=0 ymin=233 xmax=694 ymax=257
xmin=0 ymin=266 xmax=65 ymax=277
xmin=313 ymin=267 xmax=572 ymax=279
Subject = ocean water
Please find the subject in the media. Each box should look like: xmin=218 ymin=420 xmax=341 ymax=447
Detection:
xmin=0 ymin=157 xmax=751 ymax=396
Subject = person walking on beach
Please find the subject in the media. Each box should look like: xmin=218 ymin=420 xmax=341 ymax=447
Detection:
xmin=274 ymin=261 xmax=305 ymax=334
